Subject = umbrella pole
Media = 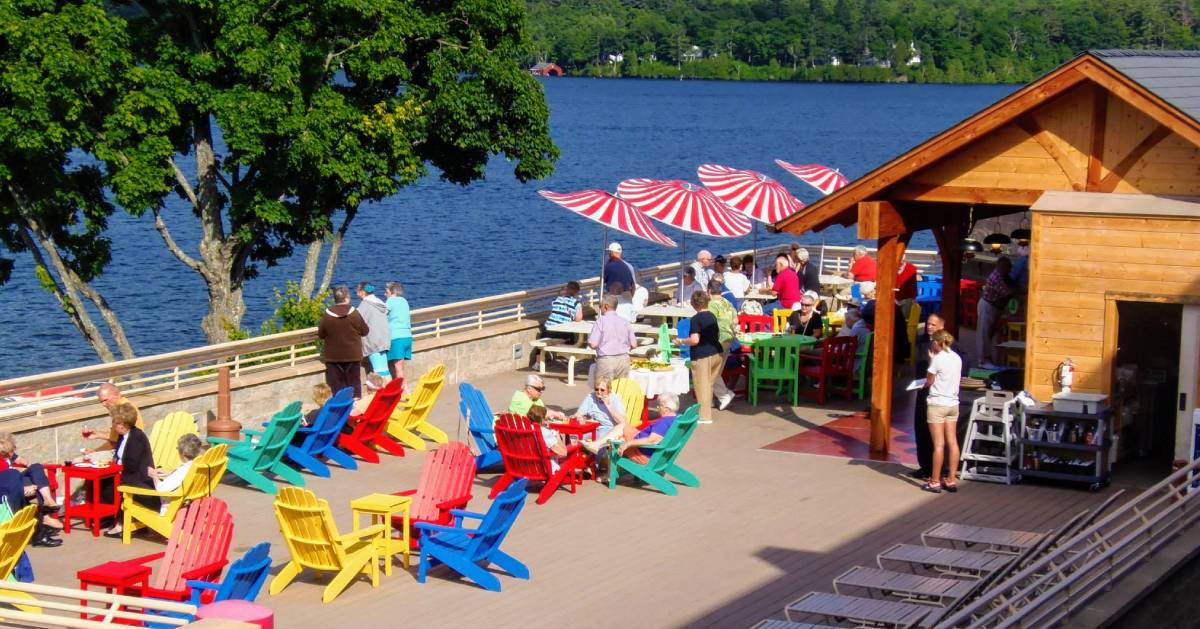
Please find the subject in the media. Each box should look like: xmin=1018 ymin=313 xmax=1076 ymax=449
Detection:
xmin=819 ymin=237 xmax=826 ymax=276
xmin=752 ymin=223 xmax=758 ymax=268
xmin=679 ymin=231 xmax=687 ymax=305
xmin=600 ymin=226 xmax=608 ymax=306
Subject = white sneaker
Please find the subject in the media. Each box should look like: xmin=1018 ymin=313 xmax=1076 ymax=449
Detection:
xmin=717 ymin=393 xmax=734 ymax=411
xmin=698 ymin=419 xmax=714 ymax=425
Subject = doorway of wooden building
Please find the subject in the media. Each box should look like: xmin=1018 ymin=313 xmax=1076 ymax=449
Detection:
xmin=1111 ymin=302 xmax=1200 ymax=477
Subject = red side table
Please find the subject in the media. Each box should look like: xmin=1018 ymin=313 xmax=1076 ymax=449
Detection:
xmin=62 ymin=463 xmax=122 ymax=537
xmin=77 ymin=561 xmax=151 ymax=622
xmin=549 ymin=420 xmax=601 ymax=485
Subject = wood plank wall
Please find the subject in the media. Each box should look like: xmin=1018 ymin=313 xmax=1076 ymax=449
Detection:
xmin=1026 ymin=212 xmax=1200 ymax=399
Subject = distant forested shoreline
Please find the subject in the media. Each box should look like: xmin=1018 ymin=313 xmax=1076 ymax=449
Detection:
xmin=526 ymin=0 xmax=1200 ymax=83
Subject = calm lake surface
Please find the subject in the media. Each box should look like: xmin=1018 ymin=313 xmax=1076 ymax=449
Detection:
xmin=0 ymin=79 xmax=1015 ymax=378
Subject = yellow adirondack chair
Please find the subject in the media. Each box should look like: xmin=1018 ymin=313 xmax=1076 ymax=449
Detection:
xmin=270 ymin=487 xmax=385 ymax=603
xmin=148 ymin=411 xmax=201 ymax=472
xmin=120 ymin=444 xmax=229 ymax=544
xmin=610 ymin=377 xmax=646 ymax=428
xmin=387 ymin=364 xmax=448 ymax=451
xmin=772 ymin=309 xmax=792 ymax=334
xmin=906 ymin=301 xmax=922 ymax=366
xmin=0 ymin=505 xmax=40 ymax=612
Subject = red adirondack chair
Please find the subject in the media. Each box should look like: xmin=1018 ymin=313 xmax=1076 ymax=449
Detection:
xmin=798 ymin=335 xmax=858 ymax=404
xmin=79 ymin=497 xmax=234 ymax=602
xmin=337 ymin=377 xmax=406 ymax=463
xmin=491 ymin=414 xmax=587 ymax=505
xmin=737 ymin=313 xmax=773 ymax=333
xmin=391 ymin=441 xmax=476 ymax=548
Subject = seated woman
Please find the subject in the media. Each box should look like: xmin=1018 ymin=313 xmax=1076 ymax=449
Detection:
xmin=679 ymin=267 xmax=704 ymax=305
xmin=787 ymin=293 xmax=824 ymax=338
xmin=570 ymin=376 xmax=626 ymax=442
xmin=293 ymin=383 xmax=332 ymax=446
xmin=0 ymin=433 xmax=60 ymax=528
xmin=147 ymin=434 xmax=206 ymax=516
xmin=99 ymin=403 xmax=158 ymax=538
xmin=526 ymin=405 xmax=568 ymax=460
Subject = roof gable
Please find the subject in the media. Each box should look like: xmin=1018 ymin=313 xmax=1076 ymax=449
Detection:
xmin=775 ymin=51 xmax=1200 ymax=235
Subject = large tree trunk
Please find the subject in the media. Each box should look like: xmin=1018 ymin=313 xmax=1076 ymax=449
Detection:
xmin=9 ymin=185 xmax=134 ymax=362
xmin=299 ymin=238 xmax=322 ymax=299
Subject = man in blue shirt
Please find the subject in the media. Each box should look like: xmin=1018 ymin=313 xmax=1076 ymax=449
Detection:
xmin=602 ymin=242 xmax=637 ymax=292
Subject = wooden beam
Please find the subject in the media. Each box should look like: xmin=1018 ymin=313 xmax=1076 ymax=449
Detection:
xmin=934 ymin=223 xmax=964 ymax=336
xmin=890 ymin=184 xmax=1043 ymax=206
xmin=870 ymin=234 xmax=902 ymax=454
xmin=1015 ymin=116 xmax=1086 ymax=191
xmin=1086 ymin=86 xmax=1108 ymax=192
xmin=1098 ymin=124 xmax=1171 ymax=193
xmin=857 ymin=201 xmax=905 ymax=239
xmin=1076 ymin=60 xmax=1200 ymax=151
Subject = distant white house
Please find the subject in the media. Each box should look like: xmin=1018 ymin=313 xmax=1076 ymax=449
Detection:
xmin=607 ymin=53 xmax=624 ymax=64
xmin=907 ymin=42 xmax=922 ymax=66
xmin=829 ymin=55 xmax=841 ymax=67
xmin=682 ymin=45 xmax=703 ymax=61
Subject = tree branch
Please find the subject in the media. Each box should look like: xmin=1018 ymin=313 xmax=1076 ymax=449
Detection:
xmin=167 ymin=157 xmax=202 ymax=212
xmin=317 ymin=208 xmax=357 ymax=294
xmin=153 ymin=207 xmax=206 ymax=275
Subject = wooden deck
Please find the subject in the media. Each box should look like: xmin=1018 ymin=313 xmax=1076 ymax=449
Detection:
xmin=29 ymin=368 xmax=1148 ymax=628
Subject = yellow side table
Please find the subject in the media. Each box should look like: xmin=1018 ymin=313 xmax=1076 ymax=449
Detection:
xmin=350 ymin=493 xmax=412 ymax=575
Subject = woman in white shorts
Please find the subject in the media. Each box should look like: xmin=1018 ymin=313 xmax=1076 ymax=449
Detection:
xmin=923 ymin=329 xmax=963 ymax=494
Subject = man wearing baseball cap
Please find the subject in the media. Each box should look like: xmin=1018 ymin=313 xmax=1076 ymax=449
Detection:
xmin=603 ymin=242 xmax=638 ymax=292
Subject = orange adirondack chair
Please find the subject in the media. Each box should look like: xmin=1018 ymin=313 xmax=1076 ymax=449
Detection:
xmin=337 ymin=378 xmax=407 ymax=463
xmin=83 ymin=497 xmax=234 ymax=602
xmin=492 ymin=413 xmax=587 ymax=505
xmin=798 ymin=335 xmax=858 ymax=404
xmin=391 ymin=441 xmax=476 ymax=548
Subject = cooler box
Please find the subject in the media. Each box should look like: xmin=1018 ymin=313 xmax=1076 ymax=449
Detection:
xmin=1052 ymin=392 xmax=1108 ymax=415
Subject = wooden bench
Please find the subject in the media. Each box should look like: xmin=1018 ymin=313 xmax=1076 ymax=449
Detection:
xmin=538 ymin=345 xmax=595 ymax=386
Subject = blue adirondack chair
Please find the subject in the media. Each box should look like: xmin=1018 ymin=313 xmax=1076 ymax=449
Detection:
xmin=675 ymin=318 xmax=691 ymax=360
xmin=415 ymin=478 xmax=529 ymax=592
xmin=145 ymin=542 xmax=273 ymax=628
xmin=210 ymin=401 xmax=304 ymax=494
xmin=284 ymin=387 xmax=357 ymax=476
xmin=459 ymin=383 xmax=501 ymax=471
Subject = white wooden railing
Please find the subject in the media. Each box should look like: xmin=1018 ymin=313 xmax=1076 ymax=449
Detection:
xmin=937 ymin=457 xmax=1200 ymax=628
xmin=0 ymin=243 xmax=941 ymax=423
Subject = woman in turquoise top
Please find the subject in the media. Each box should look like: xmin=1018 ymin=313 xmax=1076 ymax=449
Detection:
xmin=385 ymin=282 xmax=413 ymax=382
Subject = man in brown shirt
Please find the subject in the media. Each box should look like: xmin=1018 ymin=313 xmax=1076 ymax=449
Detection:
xmin=318 ymin=285 xmax=370 ymax=398
xmin=88 ymin=383 xmax=144 ymax=452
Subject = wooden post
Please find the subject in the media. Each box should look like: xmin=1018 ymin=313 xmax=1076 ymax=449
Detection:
xmin=207 ymin=367 xmax=242 ymax=442
xmin=934 ymin=223 xmax=964 ymax=336
xmin=870 ymin=234 xmax=902 ymax=453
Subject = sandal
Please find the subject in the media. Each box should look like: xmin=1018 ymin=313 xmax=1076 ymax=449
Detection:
xmin=920 ymin=481 xmax=942 ymax=494
xmin=941 ymin=482 xmax=959 ymax=493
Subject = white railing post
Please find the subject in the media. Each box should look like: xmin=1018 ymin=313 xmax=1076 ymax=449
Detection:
xmin=289 ymin=345 xmax=296 ymax=367
xmin=233 ymin=354 xmax=241 ymax=378
xmin=477 ymin=309 xmax=484 ymax=329
xmin=173 ymin=367 xmax=180 ymax=390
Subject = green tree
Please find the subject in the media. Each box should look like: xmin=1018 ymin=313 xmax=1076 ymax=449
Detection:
xmin=102 ymin=0 xmax=558 ymax=344
xmin=0 ymin=0 xmax=139 ymax=361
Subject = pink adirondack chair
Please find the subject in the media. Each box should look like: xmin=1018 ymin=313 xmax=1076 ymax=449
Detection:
xmin=338 ymin=378 xmax=407 ymax=463
xmin=82 ymin=497 xmax=234 ymax=602
xmin=392 ymin=441 xmax=476 ymax=548
xmin=492 ymin=413 xmax=587 ymax=505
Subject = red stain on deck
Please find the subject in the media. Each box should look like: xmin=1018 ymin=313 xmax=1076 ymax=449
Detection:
xmin=762 ymin=408 xmax=918 ymax=465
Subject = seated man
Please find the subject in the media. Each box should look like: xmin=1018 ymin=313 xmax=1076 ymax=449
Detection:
xmin=615 ymin=393 xmax=680 ymax=464
xmin=838 ymin=309 xmax=871 ymax=371
xmin=508 ymin=374 xmax=567 ymax=421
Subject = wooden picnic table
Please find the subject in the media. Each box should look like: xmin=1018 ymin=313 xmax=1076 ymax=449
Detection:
xmin=638 ymin=303 xmax=696 ymax=319
xmin=545 ymin=320 xmax=666 ymax=337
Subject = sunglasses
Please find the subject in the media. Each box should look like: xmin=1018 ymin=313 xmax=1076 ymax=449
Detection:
xmin=594 ymin=388 xmax=608 ymax=394
xmin=528 ymin=385 xmax=545 ymax=392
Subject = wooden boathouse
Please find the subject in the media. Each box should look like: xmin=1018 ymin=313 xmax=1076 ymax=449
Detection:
xmin=777 ymin=50 xmax=1200 ymax=464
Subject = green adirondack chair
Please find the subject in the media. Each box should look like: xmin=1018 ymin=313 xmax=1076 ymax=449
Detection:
xmin=748 ymin=336 xmax=801 ymax=406
xmin=855 ymin=332 xmax=874 ymax=400
xmin=607 ymin=404 xmax=700 ymax=495
xmin=210 ymin=401 xmax=304 ymax=494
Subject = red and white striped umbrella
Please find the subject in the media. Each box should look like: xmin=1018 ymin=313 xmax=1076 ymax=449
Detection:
xmin=775 ymin=160 xmax=850 ymax=196
xmin=615 ymin=178 xmax=752 ymax=237
xmin=537 ymin=189 xmax=676 ymax=247
xmin=696 ymin=164 xmax=805 ymax=224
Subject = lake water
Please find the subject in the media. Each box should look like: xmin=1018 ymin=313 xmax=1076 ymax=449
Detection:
xmin=0 ymin=79 xmax=1015 ymax=378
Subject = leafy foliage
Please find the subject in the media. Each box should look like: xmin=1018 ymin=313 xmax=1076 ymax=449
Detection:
xmin=260 ymin=282 xmax=330 ymax=335
xmin=526 ymin=0 xmax=1200 ymax=83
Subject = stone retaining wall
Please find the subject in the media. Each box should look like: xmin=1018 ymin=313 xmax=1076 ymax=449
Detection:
xmin=14 ymin=320 xmax=540 ymax=464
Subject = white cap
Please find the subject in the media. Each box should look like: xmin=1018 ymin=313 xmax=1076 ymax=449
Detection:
xmin=607 ymin=242 xmax=622 ymax=253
